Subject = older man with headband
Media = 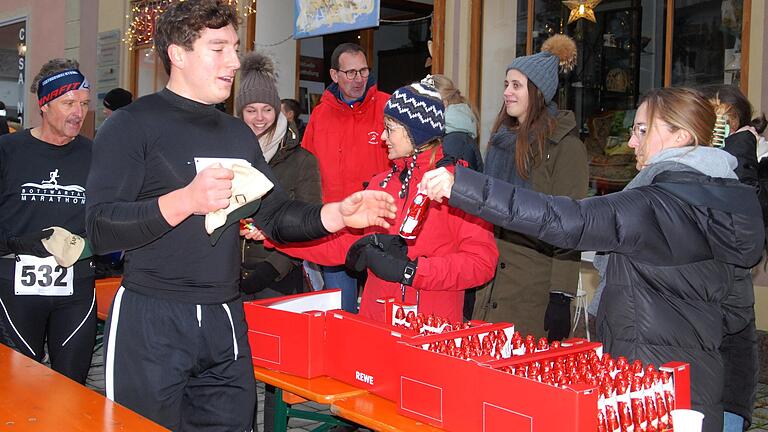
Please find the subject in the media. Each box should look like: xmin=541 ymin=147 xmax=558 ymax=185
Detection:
xmin=0 ymin=58 xmax=96 ymax=384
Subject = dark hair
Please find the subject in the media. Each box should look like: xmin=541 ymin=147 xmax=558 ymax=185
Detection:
xmin=281 ymin=98 xmax=302 ymax=117
xmin=331 ymin=43 xmax=366 ymax=70
xmin=489 ymin=79 xmax=555 ymax=179
xmin=0 ymin=101 xmax=4 ymax=110
xmin=30 ymin=58 xmax=79 ymax=94
xmin=699 ymin=84 xmax=767 ymax=134
xmin=155 ymin=0 xmax=239 ymax=75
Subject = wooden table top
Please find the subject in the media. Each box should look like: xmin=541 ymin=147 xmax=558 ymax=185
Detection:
xmin=0 ymin=344 xmax=166 ymax=431
xmin=253 ymin=366 xmax=368 ymax=404
xmin=95 ymin=277 xmax=121 ymax=321
xmin=331 ymin=393 xmax=443 ymax=432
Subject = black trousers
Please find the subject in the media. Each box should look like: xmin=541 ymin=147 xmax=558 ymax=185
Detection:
xmin=104 ymin=288 xmax=256 ymax=431
xmin=0 ymin=277 xmax=96 ymax=384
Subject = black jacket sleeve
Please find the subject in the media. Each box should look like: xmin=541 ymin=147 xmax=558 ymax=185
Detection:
xmin=724 ymin=130 xmax=759 ymax=190
xmin=87 ymin=110 xmax=329 ymax=254
xmin=442 ymin=132 xmax=483 ymax=172
xmin=86 ymin=111 xmax=174 ymax=254
xmin=448 ymin=165 xmax=714 ymax=266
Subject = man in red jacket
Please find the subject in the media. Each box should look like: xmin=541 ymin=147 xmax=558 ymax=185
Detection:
xmin=302 ymin=43 xmax=390 ymax=313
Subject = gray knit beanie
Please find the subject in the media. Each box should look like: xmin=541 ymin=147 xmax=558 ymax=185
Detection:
xmin=237 ymin=51 xmax=280 ymax=115
xmin=507 ymin=34 xmax=577 ymax=103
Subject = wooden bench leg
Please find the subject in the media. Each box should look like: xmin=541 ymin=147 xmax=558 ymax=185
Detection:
xmin=273 ymin=387 xmax=356 ymax=431
xmin=273 ymin=387 xmax=288 ymax=432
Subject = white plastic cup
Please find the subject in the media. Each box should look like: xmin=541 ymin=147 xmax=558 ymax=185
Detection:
xmin=670 ymin=409 xmax=705 ymax=432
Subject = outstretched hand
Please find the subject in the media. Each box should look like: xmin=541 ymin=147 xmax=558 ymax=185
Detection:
xmin=419 ymin=167 xmax=454 ymax=201
xmin=320 ymin=190 xmax=396 ymax=233
xmin=340 ymin=190 xmax=397 ymax=229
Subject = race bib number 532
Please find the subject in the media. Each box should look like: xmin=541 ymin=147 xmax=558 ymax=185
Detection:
xmin=14 ymin=255 xmax=74 ymax=296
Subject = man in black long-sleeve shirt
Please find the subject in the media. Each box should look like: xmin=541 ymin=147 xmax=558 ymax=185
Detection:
xmin=87 ymin=2 xmax=395 ymax=430
xmin=0 ymin=59 xmax=95 ymax=384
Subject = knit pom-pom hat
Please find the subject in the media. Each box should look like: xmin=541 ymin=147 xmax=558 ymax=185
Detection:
xmin=236 ymin=51 xmax=280 ymax=115
xmin=383 ymin=75 xmax=445 ymax=149
xmin=507 ymin=34 xmax=577 ymax=103
xmin=380 ymin=76 xmax=446 ymax=198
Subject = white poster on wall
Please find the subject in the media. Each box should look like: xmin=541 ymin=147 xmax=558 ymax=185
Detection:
xmin=96 ymin=29 xmax=122 ymax=128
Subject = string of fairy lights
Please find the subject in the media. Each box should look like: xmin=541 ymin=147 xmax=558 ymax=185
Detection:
xmin=123 ymin=0 xmax=257 ymax=49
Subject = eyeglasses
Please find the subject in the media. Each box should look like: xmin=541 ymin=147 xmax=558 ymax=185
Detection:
xmin=384 ymin=123 xmax=404 ymax=136
xmin=627 ymin=124 xmax=648 ymax=139
xmin=627 ymin=122 xmax=678 ymax=139
xmin=335 ymin=67 xmax=370 ymax=80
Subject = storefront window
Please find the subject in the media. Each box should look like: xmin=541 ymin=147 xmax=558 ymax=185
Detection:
xmin=0 ymin=19 xmax=27 ymax=126
xmin=516 ymin=0 xmax=748 ymax=194
xmin=671 ymin=0 xmax=743 ymax=86
xmin=516 ymin=1 xmax=528 ymax=56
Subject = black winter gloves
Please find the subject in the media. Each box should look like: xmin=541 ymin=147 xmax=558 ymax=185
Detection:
xmin=345 ymin=234 xmax=417 ymax=286
xmin=346 ymin=234 xmax=407 ymax=270
xmin=240 ymin=262 xmax=280 ymax=294
xmin=7 ymin=229 xmax=54 ymax=257
xmin=544 ymin=292 xmax=572 ymax=341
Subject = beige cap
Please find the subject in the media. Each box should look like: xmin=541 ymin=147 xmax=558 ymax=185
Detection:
xmin=205 ymin=164 xmax=275 ymax=236
xmin=41 ymin=226 xmax=92 ymax=267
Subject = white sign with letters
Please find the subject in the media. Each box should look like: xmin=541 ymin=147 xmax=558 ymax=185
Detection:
xmin=14 ymin=255 xmax=74 ymax=296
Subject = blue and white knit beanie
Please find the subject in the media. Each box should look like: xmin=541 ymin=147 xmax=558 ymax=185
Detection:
xmin=380 ymin=76 xmax=446 ymax=198
xmin=507 ymin=34 xmax=577 ymax=103
xmin=383 ymin=76 xmax=445 ymax=149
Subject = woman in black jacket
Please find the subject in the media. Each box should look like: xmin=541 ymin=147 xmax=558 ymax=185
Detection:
xmin=700 ymin=84 xmax=766 ymax=432
xmin=431 ymin=74 xmax=483 ymax=171
xmin=419 ymin=87 xmax=764 ymax=432
xmin=236 ymin=51 xmax=322 ymax=432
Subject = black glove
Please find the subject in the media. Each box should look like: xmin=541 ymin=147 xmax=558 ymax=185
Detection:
xmin=361 ymin=246 xmax=418 ymax=286
xmin=345 ymin=234 xmax=408 ymax=273
xmin=240 ymin=262 xmax=280 ymax=294
xmin=544 ymin=292 xmax=572 ymax=341
xmin=7 ymin=229 xmax=54 ymax=257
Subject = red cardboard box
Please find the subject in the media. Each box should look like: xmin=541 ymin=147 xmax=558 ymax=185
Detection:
xmin=325 ymin=309 xmax=500 ymax=401
xmin=394 ymin=325 xmax=516 ymax=431
xmin=325 ymin=311 xmax=410 ymax=400
xmin=472 ymin=360 xmax=690 ymax=432
xmin=660 ymin=361 xmax=692 ymax=410
xmin=397 ymin=333 xmax=690 ymax=432
xmin=473 ymin=365 xmax=599 ymax=431
xmin=396 ymin=337 xmax=488 ymax=431
xmin=243 ymin=290 xmax=341 ymax=378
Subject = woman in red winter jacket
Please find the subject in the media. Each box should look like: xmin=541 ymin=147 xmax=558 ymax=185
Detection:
xmin=272 ymin=77 xmax=498 ymax=322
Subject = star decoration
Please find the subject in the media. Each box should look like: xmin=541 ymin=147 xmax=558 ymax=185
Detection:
xmin=563 ymin=0 xmax=601 ymax=24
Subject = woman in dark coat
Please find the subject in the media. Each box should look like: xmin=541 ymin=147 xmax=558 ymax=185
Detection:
xmin=431 ymin=74 xmax=483 ymax=171
xmin=420 ymin=87 xmax=764 ymax=432
xmin=700 ymin=84 xmax=767 ymax=431
xmin=236 ymin=52 xmax=322 ymax=299
xmin=236 ymin=51 xmax=322 ymax=432
xmin=469 ymin=35 xmax=589 ymax=341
